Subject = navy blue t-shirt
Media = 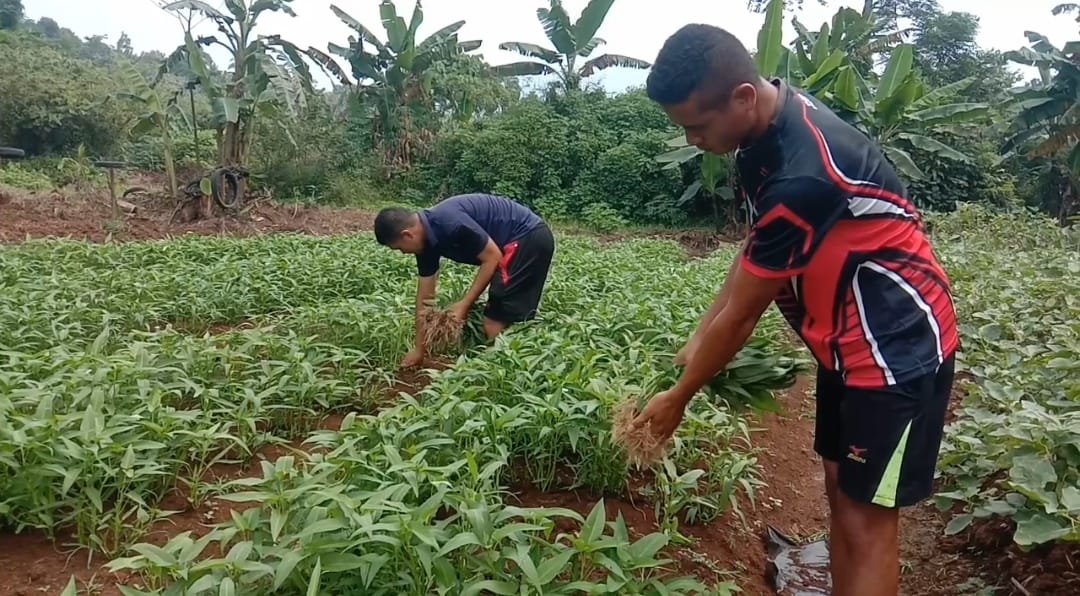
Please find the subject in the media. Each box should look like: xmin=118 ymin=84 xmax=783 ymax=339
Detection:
xmin=416 ymin=193 xmax=543 ymax=277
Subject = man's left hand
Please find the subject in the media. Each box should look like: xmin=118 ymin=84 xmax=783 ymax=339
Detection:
xmin=631 ymin=389 xmax=690 ymax=443
xmin=448 ymin=301 xmax=471 ymax=323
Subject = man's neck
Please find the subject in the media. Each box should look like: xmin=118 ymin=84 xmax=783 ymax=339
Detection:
xmin=741 ymin=78 xmax=781 ymax=148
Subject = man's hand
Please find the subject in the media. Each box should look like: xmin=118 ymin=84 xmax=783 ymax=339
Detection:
xmin=448 ymin=300 xmax=470 ymax=323
xmin=400 ymin=348 xmax=425 ymax=369
xmin=631 ymin=389 xmax=691 ymax=443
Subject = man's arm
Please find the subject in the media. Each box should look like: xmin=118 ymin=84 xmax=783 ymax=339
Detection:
xmin=412 ymin=272 xmax=438 ymax=354
xmin=684 ymin=238 xmax=747 ymax=348
xmin=457 ymin=238 xmax=502 ymax=312
xmin=669 ymin=261 xmax=790 ymax=405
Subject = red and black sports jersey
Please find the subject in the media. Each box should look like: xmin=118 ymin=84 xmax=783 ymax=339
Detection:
xmin=736 ymin=80 xmax=959 ymax=388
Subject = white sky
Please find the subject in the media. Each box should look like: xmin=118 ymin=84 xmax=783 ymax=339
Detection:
xmin=23 ymin=0 xmax=1080 ymax=90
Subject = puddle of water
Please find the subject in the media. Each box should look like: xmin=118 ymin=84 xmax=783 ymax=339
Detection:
xmin=765 ymin=525 xmax=832 ymax=595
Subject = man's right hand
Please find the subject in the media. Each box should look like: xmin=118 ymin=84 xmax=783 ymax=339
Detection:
xmin=401 ymin=348 xmax=425 ymax=369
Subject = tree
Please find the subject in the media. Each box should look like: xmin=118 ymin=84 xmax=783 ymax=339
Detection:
xmin=162 ymin=0 xmax=314 ymax=169
xmin=119 ymin=62 xmax=183 ymax=198
xmin=0 ymin=30 xmax=126 ymax=155
xmin=0 ymin=0 xmax=22 ymax=29
xmin=1002 ymin=30 xmax=1080 ymax=224
xmin=317 ymin=0 xmax=485 ymax=170
xmin=494 ymin=0 xmax=650 ymax=92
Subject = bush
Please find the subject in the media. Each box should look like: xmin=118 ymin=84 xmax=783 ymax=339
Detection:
xmin=906 ymin=135 xmax=1018 ymax=211
xmin=415 ymin=90 xmax=693 ymax=226
xmin=0 ymin=30 xmax=125 ymax=156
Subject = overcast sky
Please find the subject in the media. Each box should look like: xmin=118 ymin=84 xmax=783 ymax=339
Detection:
xmin=23 ymin=0 xmax=1080 ymax=90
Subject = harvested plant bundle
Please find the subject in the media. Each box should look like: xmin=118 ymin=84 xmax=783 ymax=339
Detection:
xmin=612 ymin=398 xmax=670 ymax=466
xmin=421 ymin=301 xmax=464 ymax=354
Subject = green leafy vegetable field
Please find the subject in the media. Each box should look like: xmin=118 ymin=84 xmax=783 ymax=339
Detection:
xmin=0 ymin=233 xmax=800 ymax=595
xmin=1 ymin=204 xmax=1076 ymax=595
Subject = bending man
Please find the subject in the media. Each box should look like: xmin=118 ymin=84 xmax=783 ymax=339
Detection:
xmin=633 ymin=25 xmax=958 ymax=596
xmin=374 ymin=193 xmax=555 ymax=368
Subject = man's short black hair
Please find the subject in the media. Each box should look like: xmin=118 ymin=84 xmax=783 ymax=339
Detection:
xmin=373 ymin=207 xmax=416 ymax=246
xmin=646 ymin=24 xmax=760 ymax=108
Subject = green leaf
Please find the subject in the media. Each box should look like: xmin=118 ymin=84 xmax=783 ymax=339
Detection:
xmin=877 ymin=44 xmax=914 ymax=104
xmin=537 ymin=4 xmax=576 ymax=56
xmin=1009 ymin=455 xmax=1058 ymax=492
xmin=800 ymin=49 xmax=844 ymax=88
xmin=379 ymin=0 xmax=408 ymax=53
xmin=897 ymin=133 xmax=972 ymax=163
xmin=1014 ymin=513 xmax=1070 ymax=546
xmin=164 ymin=0 xmax=228 ymax=20
xmin=218 ymin=577 xmax=235 ymax=596
xmin=132 ymin=543 xmax=176 ymax=567
xmin=329 ymin=5 xmax=387 ymax=52
xmin=536 ymin=547 xmax=577 ymax=585
xmin=833 ymin=66 xmax=859 ymax=111
xmin=61 ymin=576 xmax=78 ymax=596
xmin=882 ymin=145 xmax=924 ymax=180
xmin=460 ymin=580 xmax=518 ymax=596
xmin=212 ymin=97 xmax=240 ymax=124
xmin=628 ymin=533 xmax=669 ymax=561
xmin=656 ymin=145 xmax=702 ymax=166
xmin=908 ymin=103 xmax=989 ymax=126
xmin=273 ymin=550 xmax=306 ymax=590
xmin=437 ymin=531 xmax=481 ymax=556
xmin=581 ymin=499 xmax=606 ymax=542
xmin=579 ymin=54 xmax=650 ymax=78
xmin=944 ymin=514 xmax=973 ymax=535
xmin=491 ymin=61 xmax=557 ymax=77
xmin=574 ymin=0 xmax=617 ymax=50
xmin=676 ymin=181 xmax=702 ymax=207
xmin=1061 ymin=486 xmax=1080 ymax=513
xmin=306 ymin=557 xmax=322 ymax=596
xmin=497 ymin=42 xmax=561 ymax=65
xmin=755 ymin=0 xmax=785 ymax=78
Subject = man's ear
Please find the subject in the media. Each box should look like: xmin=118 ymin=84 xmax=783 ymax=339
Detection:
xmin=731 ymin=82 xmax=758 ymax=109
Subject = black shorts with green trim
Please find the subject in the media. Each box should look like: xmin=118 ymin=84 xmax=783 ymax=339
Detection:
xmin=813 ymin=355 xmax=956 ymax=508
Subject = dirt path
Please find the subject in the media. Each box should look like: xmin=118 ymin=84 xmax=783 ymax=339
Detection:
xmin=0 ymin=186 xmax=375 ymax=243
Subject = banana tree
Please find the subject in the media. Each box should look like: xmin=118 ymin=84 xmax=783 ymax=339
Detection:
xmin=1002 ymin=30 xmax=1080 ymax=224
xmin=786 ymin=1 xmax=907 ymax=93
xmin=494 ymin=0 xmax=650 ymax=92
xmin=163 ymin=0 xmax=314 ymax=168
xmin=316 ymin=0 xmax=482 ymax=169
xmin=119 ymin=62 xmax=183 ymax=198
xmin=656 ymin=141 xmax=738 ymax=232
xmin=825 ymin=44 xmax=990 ymax=180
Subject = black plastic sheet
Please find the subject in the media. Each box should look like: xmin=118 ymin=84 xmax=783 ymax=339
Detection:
xmin=765 ymin=525 xmax=832 ymax=595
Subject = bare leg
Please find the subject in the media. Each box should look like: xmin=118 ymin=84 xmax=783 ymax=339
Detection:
xmin=823 ymin=460 xmax=848 ymax=595
xmin=829 ymin=465 xmax=901 ymax=596
xmin=482 ymin=316 xmax=507 ymax=340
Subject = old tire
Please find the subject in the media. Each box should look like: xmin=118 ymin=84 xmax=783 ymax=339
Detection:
xmin=211 ymin=168 xmax=242 ymax=209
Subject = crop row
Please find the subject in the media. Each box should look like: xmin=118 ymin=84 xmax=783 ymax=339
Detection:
xmin=932 ymin=205 xmax=1080 ymax=547
xmin=1 ymin=234 xmax=801 ymax=594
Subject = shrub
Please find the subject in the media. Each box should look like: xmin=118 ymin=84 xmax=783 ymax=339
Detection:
xmin=0 ymin=30 xmax=125 ymax=156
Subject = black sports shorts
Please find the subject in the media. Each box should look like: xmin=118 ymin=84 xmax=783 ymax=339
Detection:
xmin=484 ymin=222 xmax=555 ymax=324
xmin=814 ymin=355 xmax=955 ymax=508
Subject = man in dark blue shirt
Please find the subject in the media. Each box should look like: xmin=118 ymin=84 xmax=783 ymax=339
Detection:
xmin=374 ymin=193 xmax=555 ymax=367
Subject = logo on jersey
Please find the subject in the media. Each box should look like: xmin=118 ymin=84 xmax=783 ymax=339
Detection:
xmin=796 ymin=93 xmax=817 ymax=110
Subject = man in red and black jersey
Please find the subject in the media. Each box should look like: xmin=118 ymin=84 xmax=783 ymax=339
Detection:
xmin=633 ymin=24 xmax=958 ymax=596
